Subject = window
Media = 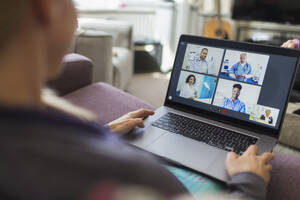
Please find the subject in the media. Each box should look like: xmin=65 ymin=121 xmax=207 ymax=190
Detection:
xmin=74 ymin=0 xmax=163 ymax=9
xmin=74 ymin=0 xmax=119 ymax=9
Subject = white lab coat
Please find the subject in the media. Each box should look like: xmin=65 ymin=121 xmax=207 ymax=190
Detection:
xmin=179 ymin=83 xmax=197 ymax=99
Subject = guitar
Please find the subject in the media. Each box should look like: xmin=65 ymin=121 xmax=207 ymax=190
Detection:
xmin=203 ymin=0 xmax=232 ymax=40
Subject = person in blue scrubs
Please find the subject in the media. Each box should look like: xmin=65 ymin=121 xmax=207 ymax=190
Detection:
xmin=223 ymin=84 xmax=246 ymax=113
xmin=229 ymin=53 xmax=252 ymax=82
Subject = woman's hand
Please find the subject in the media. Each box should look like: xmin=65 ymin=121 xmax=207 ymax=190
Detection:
xmin=108 ymin=109 xmax=155 ymax=135
xmin=281 ymin=40 xmax=296 ymax=48
xmin=226 ymin=145 xmax=274 ymax=184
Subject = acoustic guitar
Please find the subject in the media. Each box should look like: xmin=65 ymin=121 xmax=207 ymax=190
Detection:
xmin=203 ymin=0 xmax=232 ymax=40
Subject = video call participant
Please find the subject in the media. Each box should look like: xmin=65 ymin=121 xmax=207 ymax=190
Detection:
xmin=260 ymin=109 xmax=273 ymax=125
xmin=179 ymin=75 xmax=198 ymax=100
xmin=189 ymin=48 xmax=212 ymax=74
xmin=223 ymin=83 xmax=246 ymax=113
xmin=229 ymin=53 xmax=252 ymax=82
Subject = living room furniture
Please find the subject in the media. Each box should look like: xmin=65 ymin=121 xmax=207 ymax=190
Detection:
xmin=48 ymin=53 xmax=300 ymax=200
xmin=47 ymin=54 xmax=94 ymax=96
xmin=290 ymin=70 xmax=300 ymax=102
xmin=134 ymin=40 xmax=163 ymax=73
xmin=75 ymin=18 xmax=134 ymax=90
xmin=75 ymin=29 xmax=113 ymax=85
xmin=76 ymin=2 xmax=178 ymax=72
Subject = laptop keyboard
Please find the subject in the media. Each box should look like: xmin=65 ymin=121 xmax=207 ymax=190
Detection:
xmin=152 ymin=112 xmax=258 ymax=155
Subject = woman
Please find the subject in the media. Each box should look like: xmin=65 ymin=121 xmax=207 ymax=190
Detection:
xmin=180 ymin=75 xmax=198 ymax=100
xmin=0 ymin=0 xmax=273 ymax=200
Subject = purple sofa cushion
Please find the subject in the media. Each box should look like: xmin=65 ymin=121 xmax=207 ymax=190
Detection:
xmin=47 ymin=53 xmax=93 ymax=96
xmin=63 ymin=82 xmax=155 ymax=124
xmin=267 ymin=154 xmax=300 ymax=200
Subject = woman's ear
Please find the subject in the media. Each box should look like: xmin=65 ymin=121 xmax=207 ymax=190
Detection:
xmin=31 ymin=0 xmax=58 ymax=27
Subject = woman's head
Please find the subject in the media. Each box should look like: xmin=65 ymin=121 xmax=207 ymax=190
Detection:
xmin=0 ymin=1 xmax=28 ymax=50
xmin=186 ymin=75 xmax=196 ymax=85
xmin=0 ymin=0 xmax=77 ymax=80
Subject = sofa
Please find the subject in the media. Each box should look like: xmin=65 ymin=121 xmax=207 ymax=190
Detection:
xmin=290 ymin=64 xmax=300 ymax=102
xmin=72 ymin=18 xmax=134 ymax=90
xmin=48 ymin=53 xmax=300 ymax=200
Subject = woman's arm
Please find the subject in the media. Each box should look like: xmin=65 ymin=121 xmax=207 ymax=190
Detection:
xmin=226 ymin=145 xmax=274 ymax=200
xmin=228 ymin=172 xmax=267 ymax=200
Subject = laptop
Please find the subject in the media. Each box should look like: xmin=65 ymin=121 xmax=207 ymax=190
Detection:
xmin=126 ymin=35 xmax=300 ymax=182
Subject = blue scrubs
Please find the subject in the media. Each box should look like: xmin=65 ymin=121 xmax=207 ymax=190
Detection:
xmin=223 ymin=97 xmax=246 ymax=113
xmin=229 ymin=62 xmax=252 ymax=81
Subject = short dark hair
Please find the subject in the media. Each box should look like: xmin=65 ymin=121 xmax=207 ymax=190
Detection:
xmin=201 ymin=48 xmax=208 ymax=53
xmin=186 ymin=75 xmax=196 ymax=84
xmin=233 ymin=84 xmax=242 ymax=90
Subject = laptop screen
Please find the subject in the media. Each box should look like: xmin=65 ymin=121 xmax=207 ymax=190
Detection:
xmin=166 ymin=36 xmax=299 ymax=133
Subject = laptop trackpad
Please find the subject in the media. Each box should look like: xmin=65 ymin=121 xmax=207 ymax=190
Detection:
xmin=125 ymin=126 xmax=165 ymax=148
xmin=147 ymin=133 xmax=218 ymax=172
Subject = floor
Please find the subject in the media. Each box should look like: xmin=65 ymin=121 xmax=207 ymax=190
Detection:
xmin=127 ymin=72 xmax=171 ymax=108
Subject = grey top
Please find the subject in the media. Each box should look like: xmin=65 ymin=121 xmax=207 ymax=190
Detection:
xmin=228 ymin=172 xmax=267 ymax=200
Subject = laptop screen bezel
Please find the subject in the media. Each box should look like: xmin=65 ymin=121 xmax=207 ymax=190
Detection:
xmin=164 ymin=35 xmax=300 ymax=138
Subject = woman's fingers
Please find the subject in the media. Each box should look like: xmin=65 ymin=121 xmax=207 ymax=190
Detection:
xmin=260 ymin=152 xmax=274 ymax=163
xmin=226 ymin=152 xmax=238 ymax=163
xmin=130 ymin=118 xmax=145 ymax=128
xmin=265 ymin=164 xmax=272 ymax=172
xmin=111 ymin=118 xmax=144 ymax=135
xmin=129 ymin=109 xmax=155 ymax=118
xmin=108 ymin=109 xmax=155 ymax=135
xmin=243 ymin=145 xmax=259 ymax=156
xmin=122 ymin=118 xmax=144 ymax=129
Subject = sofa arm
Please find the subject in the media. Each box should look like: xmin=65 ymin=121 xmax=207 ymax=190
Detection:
xmin=47 ymin=53 xmax=93 ymax=96
xmin=63 ymin=82 xmax=155 ymax=124
xmin=267 ymin=154 xmax=300 ymax=200
xmin=78 ymin=18 xmax=134 ymax=50
xmin=113 ymin=47 xmax=134 ymax=90
xmin=279 ymin=113 xmax=300 ymax=150
xmin=75 ymin=30 xmax=113 ymax=84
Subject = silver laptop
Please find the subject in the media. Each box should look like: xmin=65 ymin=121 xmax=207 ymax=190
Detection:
xmin=126 ymin=35 xmax=300 ymax=182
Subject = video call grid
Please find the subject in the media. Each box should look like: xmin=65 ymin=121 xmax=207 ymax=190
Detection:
xmin=178 ymin=49 xmax=266 ymax=104
xmin=176 ymin=44 xmax=273 ymax=122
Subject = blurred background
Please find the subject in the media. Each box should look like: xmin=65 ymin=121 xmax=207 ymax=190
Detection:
xmin=73 ymin=0 xmax=300 ymax=107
